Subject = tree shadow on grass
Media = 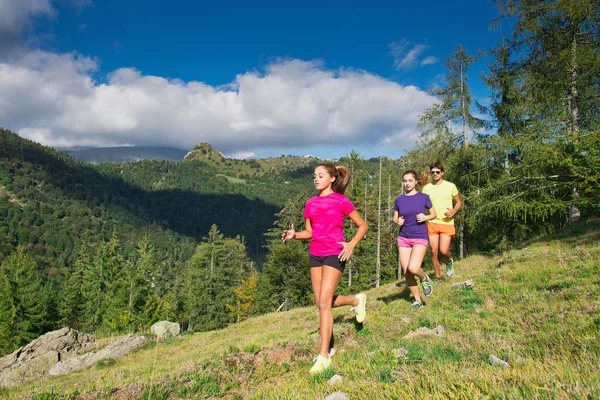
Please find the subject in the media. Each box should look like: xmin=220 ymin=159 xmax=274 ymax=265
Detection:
xmin=378 ymin=284 xmax=412 ymax=305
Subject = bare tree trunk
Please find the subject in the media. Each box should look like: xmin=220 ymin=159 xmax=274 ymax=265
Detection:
xmin=387 ymin=173 xmax=392 ymax=220
xmin=128 ymin=279 xmax=133 ymax=322
xmin=363 ymin=181 xmax=368 ymax=223
xmin=570 ymin=27 xmax=580 ymax=136
xmin=461 ymin=62 xmax=468 ymax=147
xmin=397 ymin=250 xmax=402 ymax=280
xmin=459 ymin=223 xmax=467 ymax=259
xmin=376 ymin=156 xmax=382 ymax=287
xmin=348 ymin=259 xmax=352 ymax=287
xmin=568 ymin=26 xmax=581 ymax=224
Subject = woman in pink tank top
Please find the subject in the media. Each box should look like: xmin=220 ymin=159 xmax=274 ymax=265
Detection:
xmin=282 ymin=162 xmax=368 ymax=375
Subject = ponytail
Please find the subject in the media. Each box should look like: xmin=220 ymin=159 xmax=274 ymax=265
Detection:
xmin=333 ymin=165 xmax=350 ymax=195
xmin=318 ymin=162 xmax=351 ymax=195
xmin=420 ymin=169 xmax=432 ymax=185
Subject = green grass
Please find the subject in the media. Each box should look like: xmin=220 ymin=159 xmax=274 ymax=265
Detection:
xmin=216 ymin=174 xmax=247 ymax=184
xmin=6 ymin=223 xmax=600 ymax=399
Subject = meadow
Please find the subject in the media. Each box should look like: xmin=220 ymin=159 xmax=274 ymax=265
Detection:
xmin=4 ymin=222 xmax=599 ymax=399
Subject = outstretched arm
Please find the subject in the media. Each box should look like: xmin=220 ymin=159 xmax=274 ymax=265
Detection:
xmin=282 ymin=219 xmax=313 ymax=242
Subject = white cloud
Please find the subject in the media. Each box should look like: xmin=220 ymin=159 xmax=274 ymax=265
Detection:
xmin=0 ymin=0 xmax=55 ymax=48
xmin=0 ymin=52 xmax=438 ymax=156
xmin=0 ymin=0 xmax=93 ymax=50
xmin=420 ymin=55 xmax=438 ymax=66
xmin=388 ymin=39 xmax=438 ymax=71
xmin=227 ymin=151 xmax=256 ymax=160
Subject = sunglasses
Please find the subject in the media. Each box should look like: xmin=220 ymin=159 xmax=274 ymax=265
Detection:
xmin=431 ymin=170 xmax=443 ymax=175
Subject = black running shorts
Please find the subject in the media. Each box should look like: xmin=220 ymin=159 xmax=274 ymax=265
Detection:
xmin=309 ymin=254 xmax=345 ymax=273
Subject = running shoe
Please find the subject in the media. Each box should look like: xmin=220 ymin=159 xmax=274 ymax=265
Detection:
xmin=422 ymin=274 xmax=433 ymax=296
xmin=433 ymin=278 xmax=442 ymax=287
xmin=351 ymin=293 xmax=367 ymax=323
xmin=309 ymin=354 xmax=332 ymax=375
xmin=446 ymin=258 xmax=455 ymax=277
xmin=410 ymin=300 xmax=424 ymax=310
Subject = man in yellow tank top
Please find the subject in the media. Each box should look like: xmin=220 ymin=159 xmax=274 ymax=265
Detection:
xmin=422 ymin=162 xmax=462 ymax=281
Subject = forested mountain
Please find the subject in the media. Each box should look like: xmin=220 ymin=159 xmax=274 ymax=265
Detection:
xmin=0 ymin=129 xmax=306 ymax=265
xmin=0 ymin=129 xmax=322 ymax=354
xmin=1 ymin=129 xmax=390 ymax=357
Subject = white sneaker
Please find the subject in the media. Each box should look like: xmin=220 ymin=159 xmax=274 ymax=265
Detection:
xmin=309 ymin=354 xmax=332 ymax=375
xmin=351 ymin=293 xmax=367 ymax=323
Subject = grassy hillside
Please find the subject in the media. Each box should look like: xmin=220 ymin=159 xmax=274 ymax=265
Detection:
xmin=183 ymin=142 xmax=320 ymax=178
xmin=5 ymin=222 xmax=599 ymax=399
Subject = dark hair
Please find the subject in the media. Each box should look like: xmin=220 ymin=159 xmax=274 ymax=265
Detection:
xmin=318 ymin=162 xmax=350 ymax=195
xmin=429 ymin=162 xmax=444 ymax=172
xmin=402 ymin=170 xmax=424 ymax=187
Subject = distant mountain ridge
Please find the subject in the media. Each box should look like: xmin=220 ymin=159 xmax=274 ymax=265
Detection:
xmin=184 ymin=142 xmax=320 ymax=177
xmin=60 ymin=143 xmax=321 ymax=178
xmin=62 ymin=146 xmax=188 ymax=163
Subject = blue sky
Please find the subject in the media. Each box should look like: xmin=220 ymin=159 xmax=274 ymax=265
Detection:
xmin=0 ymin=0 xmax=503 ymax=159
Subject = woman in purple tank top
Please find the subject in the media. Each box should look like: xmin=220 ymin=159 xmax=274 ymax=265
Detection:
xmin=282 ymin=162 xmax=368 ymax=375
xmin=393 ymin=170 xmax=437 ymax=310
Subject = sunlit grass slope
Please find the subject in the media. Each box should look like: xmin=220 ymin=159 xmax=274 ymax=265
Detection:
xmin=6 ymin=222 xmax=600 ymax=399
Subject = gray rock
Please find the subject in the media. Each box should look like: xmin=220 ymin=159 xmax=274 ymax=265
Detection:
xmin=328 ymin=374 xmax=344 ymax=385
xmin=403 ymin=324 xmax=445 ymax=339
xmin=324 ymin=391 xmax=350 ymax=400
xmin=49 ymin=335 xmax=147 ymax=376
xmin=391 ymin=347 xmax=408 ymax=359
xmin=0 ymin=327 xmax=96 ymax=388
xmin=150 ymin=321 xmax=180 ymax=340
xmin=452 ymin=279 xmax=474 ymax=289
xmin=489 ymin=355 xmax=510 ymax=368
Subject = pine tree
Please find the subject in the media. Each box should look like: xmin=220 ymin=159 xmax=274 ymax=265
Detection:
xmin=80 ymin=244 xmax=103 ymax=331
xmin=255 ymin=192 xmax=312 ymax=313
xmin=123 ymin=233 xmax=155 ymax=329
xmin=183 ymin=225 xmax=250 ymax=331
xmin=419 ymin=45 xmax=487 ymax=147
xmin=59 ymin=243 xmax=89 ymax=329
xmin=226 ymin=275 xmax=258 ymax=322
xmin=0 ymin=247 xmax=47 ymax=353
xmin=467 ymin=0 xmax=600 ymax=241
xmin=418 ymin=45 xmax=486 ymax=257
xmin=101 ymin=231 xmax=126 ymax=331
xmin=0 ymin=272 xmax=16 ymax=355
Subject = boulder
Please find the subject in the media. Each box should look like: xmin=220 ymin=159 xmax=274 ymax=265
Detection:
xmin=452 ymin=279 xmax=474 ymax=290
xmin=324 ymin=392 xmax=350 ymax=400
xmin=49 ymin=335 xmax=147 ymax=376
xmin=150 ymin=321 xmax=180 ymax=340
xmin=0 ymin=327 xmax=95 ymax=388
xmin=489 ymin=354 xmax=510 ymax=368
